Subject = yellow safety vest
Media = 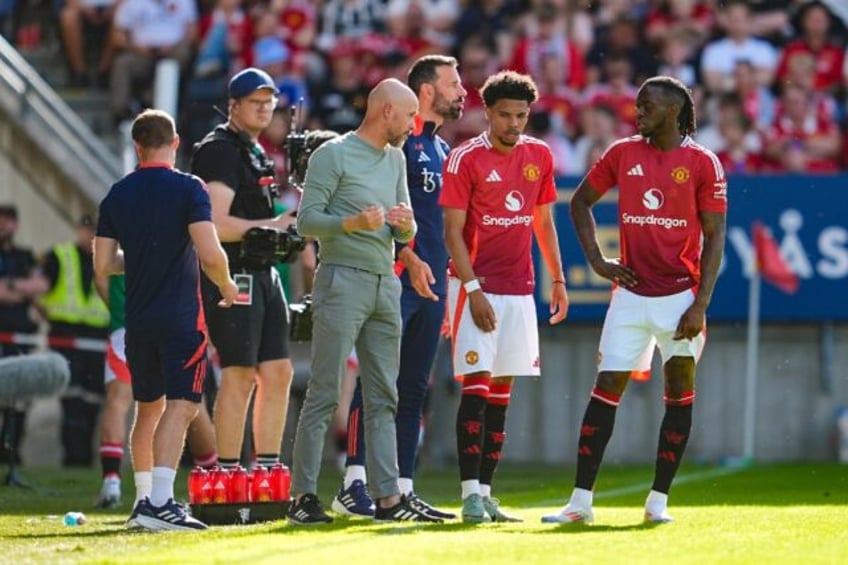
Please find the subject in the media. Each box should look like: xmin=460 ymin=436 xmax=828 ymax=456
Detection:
xmin=40 ymin=242 xmax=109 ymax=328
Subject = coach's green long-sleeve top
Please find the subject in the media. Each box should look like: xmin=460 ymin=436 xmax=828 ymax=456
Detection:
xmin=297 ymin=132 xmax=416 ymax=275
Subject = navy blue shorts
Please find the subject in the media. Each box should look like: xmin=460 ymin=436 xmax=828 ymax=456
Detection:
xmin=201 ymin=267 xmax=289 ymax=367
xmin=125 ymin=328 xmax=207 ymax=403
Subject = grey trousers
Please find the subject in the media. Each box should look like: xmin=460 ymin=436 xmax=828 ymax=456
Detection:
xmin=291 ymin=264 xmax=402 ymax=499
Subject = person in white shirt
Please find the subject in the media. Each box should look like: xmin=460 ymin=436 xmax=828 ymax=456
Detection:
xmin=109 ymin=0 xmax=198 ymax=123
xmin=699 ymin=0 xmax=778 ymax=94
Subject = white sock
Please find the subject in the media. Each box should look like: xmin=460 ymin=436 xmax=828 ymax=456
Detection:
xmin=149 ymin=467 xmax=177 ymax=507
xmin=479 ymin=484 xmax=491 ymax=498
xmin=398 ymin=477 xmax=413 ymax=496
xmin=134 ymin=471 xmax=152 ymax=505
xmin=569 ymin=487 xmax=593 ymax=509
xmin=461 ymin=480 xmax=480 ymax=499
xmin=645 ymin=490 xmax=668 ymax=511
xmin=344 ymin=465 xmax=367 ymax=489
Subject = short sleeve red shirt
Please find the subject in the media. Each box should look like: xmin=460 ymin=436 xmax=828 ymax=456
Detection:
xmin=440 ymin=133 xmax=556 ymax=295
xmin=587 ymin=135 xmax=727 ymax=297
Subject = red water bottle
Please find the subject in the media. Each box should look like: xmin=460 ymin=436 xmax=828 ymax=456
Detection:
xmin=270 ymin=463 xmax=291 ymax=501
xmin=211 ymin=466 xmax=229 ymax=503
xmin=250 ymin=465 xmax=272 ymax=502
xmin=188 ymin=466 xmax=205 ymax=504
xmin=199 ymin=468 xmax=213 ymax=504
xmin=229 ymin=465 xmax=249 ymax=503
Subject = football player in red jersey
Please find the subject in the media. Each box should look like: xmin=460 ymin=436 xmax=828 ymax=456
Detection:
xmin=440 ymin=71 xmax=569 ymax=523
xmin=543 ymin=76 xmax=727 ymax=525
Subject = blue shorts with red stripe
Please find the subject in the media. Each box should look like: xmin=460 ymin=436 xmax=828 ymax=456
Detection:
xmin=125 ymin=328 xmax=207 ymax=403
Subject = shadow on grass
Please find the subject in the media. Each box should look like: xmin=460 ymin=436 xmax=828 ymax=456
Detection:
xmin=6 ymin=527 xmax=154 ymax=540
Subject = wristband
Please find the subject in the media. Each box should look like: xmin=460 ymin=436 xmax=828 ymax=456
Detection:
xmin=552 ymin=279 xmax=566 ymax=285
xmin=462 ymin=279 xmax=481 ymax=294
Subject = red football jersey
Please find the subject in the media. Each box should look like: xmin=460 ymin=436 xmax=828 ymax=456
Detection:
xmin=440 ymin=133 xmax=557 ymax=295
xmin=587 ymin=135 xmax=727 ymax=297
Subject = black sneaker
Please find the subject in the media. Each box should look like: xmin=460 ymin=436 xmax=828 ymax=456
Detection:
xmin=406 ymin=493 xmax=457 ymax=520
xmin=289 ymin=493 xmax=334 ymax=525
xmin=136 ymin=498 xmax=208 ymax=531
xmin=374 ymin=495 xmax=444 ymax=523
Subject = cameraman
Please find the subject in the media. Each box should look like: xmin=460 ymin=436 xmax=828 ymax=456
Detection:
xmin=190 ymin=68 xmax=294 ymax=471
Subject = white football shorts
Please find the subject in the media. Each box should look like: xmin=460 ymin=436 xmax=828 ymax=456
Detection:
xmin=447 ymin=278 xmax=540 ymax=378
xmin=597 ymin=286 xmax=706 ymax=373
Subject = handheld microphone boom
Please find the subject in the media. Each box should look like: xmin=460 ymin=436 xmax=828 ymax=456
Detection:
xmin=0 ymin=353 xmax=71 ymax=401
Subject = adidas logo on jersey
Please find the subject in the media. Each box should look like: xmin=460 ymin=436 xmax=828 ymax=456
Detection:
xmin=418 ymin=152 xmax=431 ymax=163
xmin=627 ymin=164 xmax=644 ymax=176
xmin=486 ymin=170 xmax=502 ymax=182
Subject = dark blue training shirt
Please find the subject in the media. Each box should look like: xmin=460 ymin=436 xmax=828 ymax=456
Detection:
xmin=398 ymin=120 xmax=450 ymax=298
xmin=97 ymin=164 xmax=211 ymax=334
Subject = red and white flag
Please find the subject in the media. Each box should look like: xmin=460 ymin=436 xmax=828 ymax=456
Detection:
xmin=752 ymin=221 xmax=799 ymax=294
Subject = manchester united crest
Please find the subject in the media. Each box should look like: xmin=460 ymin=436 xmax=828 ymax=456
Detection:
xmin=522 ymin=163 xmax=540 ymax=181
xmin=465 ymin=350 xmax=479 ymax=365
xmin=671 ymin=166 xmax=690 ymax=184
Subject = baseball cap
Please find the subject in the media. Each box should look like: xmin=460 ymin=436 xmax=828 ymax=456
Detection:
xmin=228 ymin=68 xmax=280 ymax=99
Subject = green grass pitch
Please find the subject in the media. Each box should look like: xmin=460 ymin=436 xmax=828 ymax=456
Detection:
xmin=1 ymin=463 xmax=846 ymax=564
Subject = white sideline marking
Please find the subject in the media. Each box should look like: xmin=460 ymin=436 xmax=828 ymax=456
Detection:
xmin=531 ymin=466 xmax=744 ymax=507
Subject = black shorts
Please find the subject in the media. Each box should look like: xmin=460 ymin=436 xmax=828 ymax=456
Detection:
xmin=126 ymin=328 xmax=207 ymax=403
xmin=201 ymin=267 xmax=290 ymax=367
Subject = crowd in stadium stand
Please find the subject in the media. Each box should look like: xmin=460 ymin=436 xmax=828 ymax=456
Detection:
xmin=7 ymin=0 xmax=848 ymax=174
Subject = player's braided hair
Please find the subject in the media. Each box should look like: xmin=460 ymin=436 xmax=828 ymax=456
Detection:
xmin=480 ymin=71 xmax=538 ymax=107
xmin=642 ymin=76 xmax=697 ymax=137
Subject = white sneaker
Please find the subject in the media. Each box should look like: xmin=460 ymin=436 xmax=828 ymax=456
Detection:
xmin=95 ymin=476 xmax=122 ymax=509
xmin=541 ymin=505 xmax=594 ymax=524
xmin=644 ymin=508 xmax=674 ymax=523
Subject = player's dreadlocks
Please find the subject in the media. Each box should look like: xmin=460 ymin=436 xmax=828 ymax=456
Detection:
xmin=642 ymin=76 xmax=697 ymax=137
xmin=480 ymin=70 xmax=538 ymax=108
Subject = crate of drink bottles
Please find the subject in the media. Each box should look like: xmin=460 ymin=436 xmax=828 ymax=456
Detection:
xmin=188 ymin=464 xmax=291 ymax=525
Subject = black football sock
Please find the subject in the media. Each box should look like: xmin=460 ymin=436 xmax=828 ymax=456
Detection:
xmin=456 ymin=393 xmax=488 ymax=482
xmin=651 ymin=402 xmax=693 ymax=494
xmin=575 ymin=390 xmax=620 ymax=490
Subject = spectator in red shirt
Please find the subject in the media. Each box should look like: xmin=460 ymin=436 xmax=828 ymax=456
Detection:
xmin=508 ymin=2 xmax=586 ymax=90
xmin=731 ymin=59 xmax=776 ymax=131
xmin=776 ymin=52 xmax=838 ymax=124
xmin=535 ymin=52 xmax=581 ymax=140
xmin=583 ymin=54 xmax=639 ymax=137
xmin=194 ymin=0 xmax=253 ymax=78
xmin=762 ymin=82 xmax=842 ymax=173
xmin=645 ymin=0 xmax=715 ymax=49
xmin=776 ymin=1 xmax=845 ymax=96
xmin=585 ymin=13 xmax=657 ymax=87
xmin=270 ymin=0 xmax=318 ymax=57
xmin=716 ymin=112 xmax=763 ymax=174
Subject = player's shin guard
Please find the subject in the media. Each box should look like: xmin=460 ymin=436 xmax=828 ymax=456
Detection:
xmin=100 ymin=442 xmax=124 ymax=478
xmin=456 ymin=376 xmax=489 ymax=481
xmin=575 ymin=389 xmax=620 ymax=490
xmin=479 ymin=382 xmax=511 ymax=488
xmin=652 ymin=392 xmax=694 ymax=493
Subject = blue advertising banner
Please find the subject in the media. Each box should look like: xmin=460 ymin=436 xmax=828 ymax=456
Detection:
xmin=538 ymin=175 xmax=848 ymax=322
